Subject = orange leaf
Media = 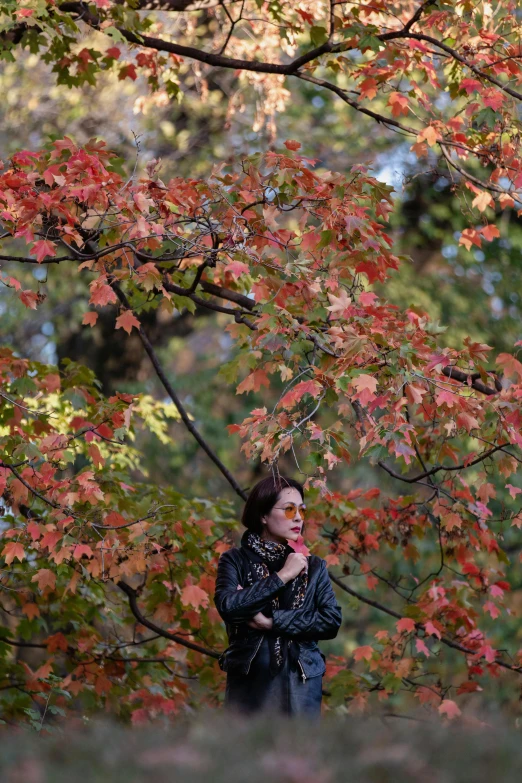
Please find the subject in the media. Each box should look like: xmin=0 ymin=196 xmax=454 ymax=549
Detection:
xmin=366 ymin=574 xmax=378 ymax=591
xmin=89 ymin=279 xmax=117 ymax=307
xmin=10 ymin=479 xmax=28 ymax=504
xmin=46 ymin=632 xmax=68 ymax=652
xmin=73 ymin=544 xmax=94 ymax=559
xmin=353 ymin=645 xmax=373 ymax=661
xmin=441 ymin=512 xmax=462 ymax=531
xmin=459 ymin=228 xmax=482 ymax=251
xmin=388 ymin=92 xmax=409 ymax=117
xmin=180 ymin=584 xmax=209 ymax=610
xmin=40 ymin=530 xmax=62 ymax=552
xmin=416 ymin=125 xmax=441 ymax=147
xmin=115 ymin=310 xmax=141 ymax=335
xmin=396 ymin=617 xmax=416 ymax=634
xmin=359 ymin=77 xmax=378 ymax=100
xmin=456 ymin=412 xmax=480 ymax=432
xmin=223 ymin=260 xmax=250 ymax=280
xmin=2 ymin=542 xmax=25 ymax=565
xmin=22 ymin=603 xmax=40 ymax=620
xmin=481 ymin=224 xmax=500 ymax=241
xmin=352 ymin=374 xmax=377 ymax=393
xmin=236 ymin=369 xmax=270 ymax=394
xmin=324 ymin=554 xmax=340 ymax=566
xmin=278 ymin=379 xmax=322 ymax=409
xmin=497 ymin=352 xmax=522 ymax=380
xmin=31 ymin=569 xmax=56 ymax=592
xmin=326 ymin=288 xmax=351 ymax=317
xmin=405 ymin=383 xmax=427 ymax=405
xmin=351 ymin=374 xmax=377 ymax=405
xmin=88 ymin=443 xmax=105 ymax=468
xmin=499 ymin=193 xmax=515 ymax=209
xmin=82 ymin=311 xmax=98 ymax=327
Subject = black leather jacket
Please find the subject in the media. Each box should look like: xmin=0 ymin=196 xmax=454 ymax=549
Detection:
xmin=214 ymin=546 xmax=342 ymax=680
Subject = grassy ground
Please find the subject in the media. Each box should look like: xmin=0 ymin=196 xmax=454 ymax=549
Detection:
xmin=2 ymin=707 xmax=522 ymax=782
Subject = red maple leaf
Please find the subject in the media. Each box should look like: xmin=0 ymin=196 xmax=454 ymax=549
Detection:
xmin=32 ymin=239 xmax=57 ymax=263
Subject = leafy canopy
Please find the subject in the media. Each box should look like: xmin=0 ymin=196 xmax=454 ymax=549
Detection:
xmin=1 ymin=0 xmax=522 ymax=725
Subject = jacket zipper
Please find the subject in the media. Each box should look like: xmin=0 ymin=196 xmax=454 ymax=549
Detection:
xmin=297 ymin=657 xmax=307 ymax=683
xmin=245 ymin=635 xmax=264 ymax=675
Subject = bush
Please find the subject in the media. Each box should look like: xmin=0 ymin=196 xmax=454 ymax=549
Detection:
xmin=1 ymin=707 xmax=521 ymax=783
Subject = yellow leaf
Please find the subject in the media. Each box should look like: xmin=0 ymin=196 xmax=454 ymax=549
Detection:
xmin=416 ymin=126 xmax=440 ymax=147
xmin=472 ymin=190 xmax=494 ymax=212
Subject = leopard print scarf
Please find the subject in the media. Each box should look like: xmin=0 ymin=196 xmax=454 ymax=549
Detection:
xmin=242 ymin=531 xmax=308 ymax=676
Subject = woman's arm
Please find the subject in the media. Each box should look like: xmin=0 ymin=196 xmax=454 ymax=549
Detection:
xmin=271 ymin=560 xmax=342 ymax=641
xmin=214 ymin=550 xmax=285 ymax=624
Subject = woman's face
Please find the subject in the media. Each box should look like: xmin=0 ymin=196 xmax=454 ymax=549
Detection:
xmin=261 ymin=487 xmax=305 ymax=544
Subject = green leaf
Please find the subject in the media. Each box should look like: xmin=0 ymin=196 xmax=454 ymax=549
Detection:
xmin=381 ymin=672 xmax=402 ymax=693
xmin=218 ymin=359 xmax=240 ymax=383
xmin=172 ymin=294 xmax=196 ymax=315
xmin=358 ymin=33 xmax=382 ymax=53
xmin=310 ymin=26 xmax=328 ymax=47
xmin=317 ymin=229 xmax=335 ymax=250
xmin=474 ymin=107 xmax=498 ymax=129
xmin=103 ymin=26 xmax=126 ymax=43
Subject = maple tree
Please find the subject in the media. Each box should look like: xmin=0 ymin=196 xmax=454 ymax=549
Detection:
xmin=3 ymin=1 xmax=522 ymax=213
xmin=1 ymin=0 xmax=522 ymax=726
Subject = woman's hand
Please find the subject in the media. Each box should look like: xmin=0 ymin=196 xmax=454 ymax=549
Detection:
xmin=247 ymin=612 xmax=273 ymax=630
xmin=236 ymin=584 xmax=273 ymax=630
xmin=276 ymin=552 xmax=308 ymax=584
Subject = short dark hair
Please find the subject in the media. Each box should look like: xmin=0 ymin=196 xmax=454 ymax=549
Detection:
xmin=241 ymin=475 xmax=304 ymax=534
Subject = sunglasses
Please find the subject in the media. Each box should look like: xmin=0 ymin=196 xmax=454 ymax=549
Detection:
xmin=273 ymin=503 xmax=306 ymax=520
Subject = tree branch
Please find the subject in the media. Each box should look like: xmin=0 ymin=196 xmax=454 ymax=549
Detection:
xmin=117 ymin=580 xmax=220 ymax=658
xmin=404 ymin=32 xmax=522 ymax=103
xmin=376 ymin=443 xmax=510 ymax=484
xmin=116 ymin=26 xmax=334 ymax=75
xmin=329 ymin=572 xmax=522 ymax=675
xmin=109 ymin=279 xmax=248 ymax=500
xmin=442 ymin=365 xmax=501 ymax=395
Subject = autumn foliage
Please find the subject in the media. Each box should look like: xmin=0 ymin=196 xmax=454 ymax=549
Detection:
xmin=1 ymin=0 xmax=522 ymax=726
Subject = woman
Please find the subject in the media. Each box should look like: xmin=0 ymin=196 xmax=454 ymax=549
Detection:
xmin=214 ymin=474 xmax=342 ymax=718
